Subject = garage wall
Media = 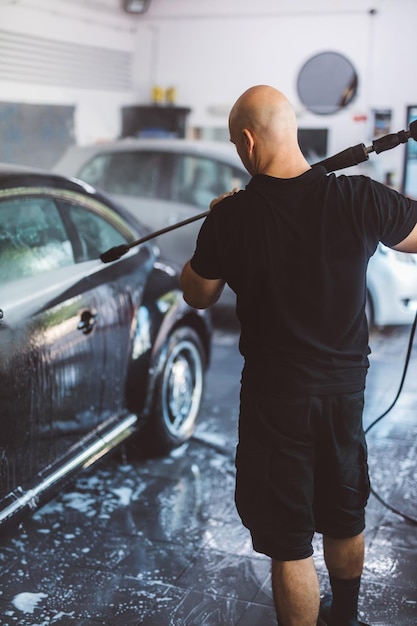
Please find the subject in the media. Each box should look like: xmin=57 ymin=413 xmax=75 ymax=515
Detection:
xmin=134 ymin=0 xmax=417 ymax=185
xmin=0 ymin=0 xmax=416 ymax=186
xmin=0 ymin=0 xmax=140 ymax=153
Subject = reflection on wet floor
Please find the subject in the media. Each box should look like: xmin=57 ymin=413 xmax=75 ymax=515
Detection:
xmin=0 ymin=322 xmax=416 ymax=625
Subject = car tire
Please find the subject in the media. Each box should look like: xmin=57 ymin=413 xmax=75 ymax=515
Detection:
xmin=140 ymin=326 xmax=206 ymax=456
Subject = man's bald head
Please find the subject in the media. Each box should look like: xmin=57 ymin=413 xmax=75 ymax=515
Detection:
xmin=228 ymin=85 xmax=309 ymax=178
xmin=229 ymin=85 xmax=297 ymax=142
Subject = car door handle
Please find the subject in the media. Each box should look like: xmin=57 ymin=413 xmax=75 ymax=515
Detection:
xmin=77 ymin=311 xmax=97 ymax=335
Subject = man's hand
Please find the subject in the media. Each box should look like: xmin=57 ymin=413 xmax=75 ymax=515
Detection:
xmin=209 ymin=188 xmax=240 ymax=211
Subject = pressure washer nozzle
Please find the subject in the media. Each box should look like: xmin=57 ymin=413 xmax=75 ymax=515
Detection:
xmin=100 ymin=244 xmax=130 ymax=263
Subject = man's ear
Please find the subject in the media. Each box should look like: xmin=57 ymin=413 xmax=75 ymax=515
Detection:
xmin=242 ymin=128 xmax=255 ymax=154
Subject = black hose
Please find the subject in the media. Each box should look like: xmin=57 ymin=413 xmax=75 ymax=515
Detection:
xmin=365 ymin=311 xmax=417 ymax=525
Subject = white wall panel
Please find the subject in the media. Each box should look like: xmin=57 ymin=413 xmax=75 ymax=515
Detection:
xmin=0 ymin=0 xmax=415 ymax=184
xmin=0 ymin=30 xmax=132 ymax=90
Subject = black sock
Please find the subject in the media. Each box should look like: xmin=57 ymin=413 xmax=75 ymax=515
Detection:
xmin=329 ymin=575 xmax=361 ymax=625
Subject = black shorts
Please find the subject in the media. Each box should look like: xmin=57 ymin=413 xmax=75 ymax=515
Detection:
xmin=235 ymin=387 xmax=371 ymax=561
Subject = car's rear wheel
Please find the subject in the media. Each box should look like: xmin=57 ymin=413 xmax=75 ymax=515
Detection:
xmin=141 ymin=326 xmax=206 ymax=456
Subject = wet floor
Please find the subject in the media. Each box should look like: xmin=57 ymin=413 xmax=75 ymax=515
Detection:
xmin=0 ymin=315 xmax=416 ymax=625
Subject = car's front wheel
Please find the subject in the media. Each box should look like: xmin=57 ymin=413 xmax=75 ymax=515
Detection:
xmin=143 ymin=326 xmax=206 ymax=456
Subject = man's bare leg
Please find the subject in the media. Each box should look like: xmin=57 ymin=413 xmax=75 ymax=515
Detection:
xmin=271 ymin=556 xmax=320 ymax=626
xmin=323 ymin=532 xmax=364 ymax=579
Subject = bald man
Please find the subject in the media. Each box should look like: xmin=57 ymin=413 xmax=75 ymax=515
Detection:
xmin=181 ymin=85 xmax=417 ymax=626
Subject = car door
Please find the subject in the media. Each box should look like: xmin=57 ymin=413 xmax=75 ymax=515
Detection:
xmin=0 ymin=188 xmax=150 ymax=496
xmin=60 ymin=196 xmax=154 ymax=419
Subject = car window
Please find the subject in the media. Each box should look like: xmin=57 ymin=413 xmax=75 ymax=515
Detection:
xmin=64 ymin=202 xmax=129 ymax=261
xmin=171 ymin=154 xmax=250 ymax=210
xmin=76 ymin=153 xmax=109 ymax=188
xmin=77 ymin=151 xmax=170 ymax=200
xmin=0 ymin=196 xmax=73 ymax=284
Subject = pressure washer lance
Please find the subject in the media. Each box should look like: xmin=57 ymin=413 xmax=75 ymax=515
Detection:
xmin=100 ymin=209 xmax=209 ymax=264
xmin=100 ymin=119 xmax=417 ymax=264
xmin=315 ymin=118 xmax=417 ymax=173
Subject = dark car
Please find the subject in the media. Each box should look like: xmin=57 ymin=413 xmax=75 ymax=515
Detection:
xmin=0 ymin=165 xmax=211 ymax=531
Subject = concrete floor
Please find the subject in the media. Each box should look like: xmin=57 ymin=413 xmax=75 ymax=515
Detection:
xmin=0 ymin=317 xmax=416 ymax=625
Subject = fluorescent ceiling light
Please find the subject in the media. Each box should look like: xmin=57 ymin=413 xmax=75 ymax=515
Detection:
xmin=123 ymin=0 xmax=151 ymax=14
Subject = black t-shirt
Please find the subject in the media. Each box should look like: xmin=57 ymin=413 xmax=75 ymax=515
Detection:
xmin=190 ymin=166 xmax=417 ymax=395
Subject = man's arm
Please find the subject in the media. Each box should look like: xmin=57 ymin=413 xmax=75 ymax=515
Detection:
xmin=180 ymin=188 xmax=240 ymax=309
xmin=393 ymin=222 xmax=417 ymax=253
xmin=180 ymin=261 xmax=225 ymax=309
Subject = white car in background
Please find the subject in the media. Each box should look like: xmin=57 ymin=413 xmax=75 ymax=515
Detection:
xmin=55 ymin=139 xmax=250 ymax=308
xmin=366 ymin=244 xmax=417 ymax=326
xmin=54 ymin=138 xmax=417 ymax=326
